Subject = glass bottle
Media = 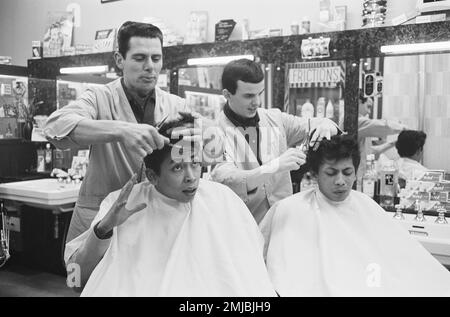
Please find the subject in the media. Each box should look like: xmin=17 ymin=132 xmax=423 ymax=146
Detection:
xmin=316 ymin=97 xmax=325 ymax=118
xmin=362 ymin=154 xmax=377 ymax=199
xmin=45 ymin=143 xmax=53 ymax=172
xmin=379 ymin=160 xmax=399 ymax=209
xmin=301 ymin=99 xmax=314 ymax=118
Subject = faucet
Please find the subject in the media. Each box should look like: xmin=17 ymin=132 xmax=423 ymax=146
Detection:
xmin=435 ymin=208 xmax=448 ymax=224
xmin=414 ymin=200 xmax=426 ymax=222
xmin=393 ymin=204 xmax=405 ymax=220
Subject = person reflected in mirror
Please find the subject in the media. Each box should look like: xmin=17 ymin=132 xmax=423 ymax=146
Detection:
xmin=357 ymin=89 xmax=407 ymax=185
xmin=395 ymin=130 xmax=428 ymax=182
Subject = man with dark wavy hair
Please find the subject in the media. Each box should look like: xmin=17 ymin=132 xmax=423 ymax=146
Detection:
xmin=45 ymin=21 xmax=201 ymax=243
xmin=260 ymin=134 xmax=450 ymax=296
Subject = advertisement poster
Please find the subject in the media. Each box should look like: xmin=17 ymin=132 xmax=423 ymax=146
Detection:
xmin=184 ymin=11 xmax=208 ymax=44
xmin=43 ymin=11 xmax=74 ymax=57
xmin=284 ymin=60 xmax=346 ymax=129
xmin=0 ymin=76 xmax=28 ymax=138
xmin=93 ymin=28 xmax=116 ymax=53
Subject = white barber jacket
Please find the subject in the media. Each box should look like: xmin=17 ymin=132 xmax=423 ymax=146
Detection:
xmin=211 ymin=108 xmax=310 ymax=223
xmin=44 ymin=78 xmax=187 ymax=242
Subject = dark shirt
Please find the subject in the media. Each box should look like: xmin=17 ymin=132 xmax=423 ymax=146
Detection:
xmin=121 ymin=78 xmax=156 ymax=125
xmin=223 ymin=103 xmax=262 ymax=165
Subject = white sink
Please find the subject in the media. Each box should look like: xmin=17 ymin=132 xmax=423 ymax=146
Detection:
xmin=0 ymin=178 xmax=81 ymax=208
xmin=389 ymin=212 xmax=450 ymax=267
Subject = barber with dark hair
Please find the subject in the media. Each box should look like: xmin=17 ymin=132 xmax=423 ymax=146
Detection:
xmin=211 ymin=59 xmax=340 ymax=223
xmin=45 ymin=21 xmax=198 ymax=243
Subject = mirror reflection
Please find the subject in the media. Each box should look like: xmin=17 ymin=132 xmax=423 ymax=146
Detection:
xmin=177 ymin=64 xmax=273 ymax=122
xmin=360 ymin=53 xmax=450 ymax=179
xmin=56 ymin=74 xmax=114 ymax=109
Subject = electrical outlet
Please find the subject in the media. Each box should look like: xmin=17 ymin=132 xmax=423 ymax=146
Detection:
xmin=6 ymin=216 xmax=20 ymax=232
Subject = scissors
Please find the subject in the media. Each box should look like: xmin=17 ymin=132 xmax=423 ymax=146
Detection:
xmin=137 ymin=114 xmax=170 ymax=183
xmin=299 ymin=119 xmax=346 ymax=153
xmin=298 ymin=118 xmax=311 ymax=153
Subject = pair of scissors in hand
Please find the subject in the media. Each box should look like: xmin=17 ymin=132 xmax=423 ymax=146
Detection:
xmin=300 ymin=118 xmax=346 ymax=152
xmin=298 ymin=118 xmax=311 ymax=153
xmin=137 ymin=114 xmax=170 ymax=183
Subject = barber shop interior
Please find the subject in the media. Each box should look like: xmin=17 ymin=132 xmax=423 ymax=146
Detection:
xmin=2 ymin=0 xmax=450 ymax=298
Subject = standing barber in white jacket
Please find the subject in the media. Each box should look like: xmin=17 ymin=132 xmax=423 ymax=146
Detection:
xmin=211 ymin=59 xmax=339 ymax=223
xmin=45 ymin=22 xmax=197 ymax=242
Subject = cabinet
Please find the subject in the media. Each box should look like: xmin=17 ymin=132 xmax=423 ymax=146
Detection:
xmin=0 ymin=178 xmax=80 ymax=275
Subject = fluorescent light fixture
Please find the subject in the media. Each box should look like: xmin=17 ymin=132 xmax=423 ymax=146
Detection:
xmin=187 ymin=55 xmax=254 ymax=66
xmin=381 ymin=41 xmax=450 ymax=55
xmin=60 ymin=65 xmax=109 ymax=74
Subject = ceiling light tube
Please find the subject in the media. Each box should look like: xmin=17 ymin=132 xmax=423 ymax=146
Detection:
xmin=381 ymin=41 xmax=450 ymax=55
xmin=60 ymin=65 xmax=109 ymax=74
xmin=187 ymin=55 xmax=254 ymax=66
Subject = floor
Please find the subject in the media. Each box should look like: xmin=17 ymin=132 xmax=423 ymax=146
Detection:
xmin=0 ymin=257 xmax=78 ymax=297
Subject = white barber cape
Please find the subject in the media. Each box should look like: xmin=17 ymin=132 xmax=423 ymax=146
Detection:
xmin=65 ymin=179 xmax=276 ymax=297
xmin=260 ymin=188 xmax=450 ymax=297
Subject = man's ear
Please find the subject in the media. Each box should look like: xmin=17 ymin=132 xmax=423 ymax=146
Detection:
xmin=114 ymin=51 xmax=124 ymax=71
xmin=145 ymin=168 xmax=158 ymax=185
xmin=222 ymin=89 xmax=232 ymax=102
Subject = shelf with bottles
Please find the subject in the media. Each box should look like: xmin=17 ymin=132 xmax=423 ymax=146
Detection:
xmin=32 ymin=142 xmax=84 ymax=176
xmin=285 ymin=60 xmax=346 ymax=130
xmin=293 ymin=96 xmax=344 ymax=128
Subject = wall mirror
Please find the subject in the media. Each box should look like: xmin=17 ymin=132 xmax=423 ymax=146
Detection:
xmin=360 ymin=52 xmax=450 ymax=173
xmin=177 ymin=63 xmax=274 ymax=122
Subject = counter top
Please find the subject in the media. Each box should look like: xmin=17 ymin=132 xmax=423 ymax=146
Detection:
xmin=0 ymin=178 xmax=80 ymax=209
xmin=386 ymin=210 xmax=450 ymax=267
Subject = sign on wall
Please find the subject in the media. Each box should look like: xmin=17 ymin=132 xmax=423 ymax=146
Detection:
xmin=284 ymin=60 xmax=346 ymax=129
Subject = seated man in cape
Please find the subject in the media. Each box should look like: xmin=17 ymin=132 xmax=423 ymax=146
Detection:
xmin=260 ymin=134 xmax=450 ymax=297
xmin=64 ymin=114 xmax=277 ymax=297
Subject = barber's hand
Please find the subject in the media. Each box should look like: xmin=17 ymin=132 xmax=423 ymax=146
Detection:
xmin=272 ymin=148 xmax=306 ymax=173
xmin=171 ymin=111 xmax=224 ymax=164
xmin=309 ymin=118 xmax=339 ymax=151
xmin=120 ymin=123 xmax=169 ymax=158
xmin=96 ymin=174 xmax=147 ymax=234
xmin=170 ymin=111 xmax=203 ymax=142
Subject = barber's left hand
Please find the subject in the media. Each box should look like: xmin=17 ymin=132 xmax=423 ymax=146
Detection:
xmin=171 ymin=111 xmax=203 ymax=143
xmin=309 ymin=118 xmax=339 ymax=151
xmin=172 ymin=111 xmax=224 ymax=164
